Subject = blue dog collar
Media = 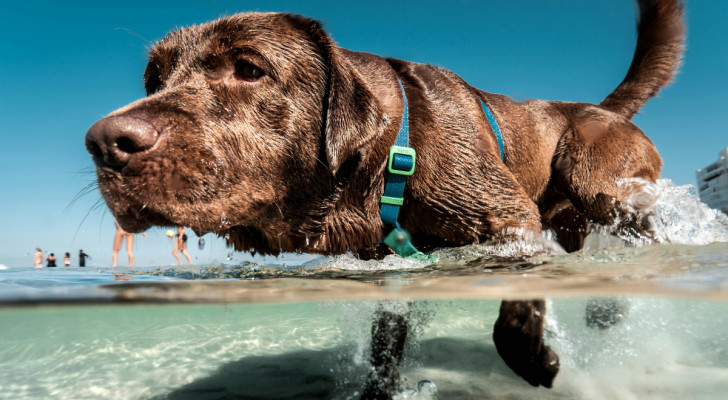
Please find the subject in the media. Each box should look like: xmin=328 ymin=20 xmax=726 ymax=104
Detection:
xmin=379 ymin=78 xmax=424 ymax=258
xmin=480 ymin=99 xmax=504 ymax=161
xmin=378 ymin=81 xmax=505 ymax=259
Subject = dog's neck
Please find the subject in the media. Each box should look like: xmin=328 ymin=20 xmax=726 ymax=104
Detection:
xmin=302 ymin=66 xmax=405 ymax=256
xmin=228 ymin=63 xmax=404 ymax=257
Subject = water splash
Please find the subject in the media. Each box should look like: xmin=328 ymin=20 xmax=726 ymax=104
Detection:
xmin=545 ymin=297 xmax=728 ymax=399
xmin=435 ymin=228 xmax=566 ymax=260
xmin=651 ymin=179 xmax=728 ymax=244
xmin=312 ymin=253 xmax=432 ymax=271
xmin=580 ymin=179 xmax=728 ymax=251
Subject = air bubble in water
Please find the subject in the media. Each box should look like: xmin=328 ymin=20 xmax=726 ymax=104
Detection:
xmin=394 ymin=379 xmax=437 ymax=400
xmin=417 ymin=380 xmax=437 ymax=396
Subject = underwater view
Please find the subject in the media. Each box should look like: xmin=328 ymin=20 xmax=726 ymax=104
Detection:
xmin=1 ymin=180 xmax=728 ymax=399
xmin=4 ymin=0 xmax=728 ymax=399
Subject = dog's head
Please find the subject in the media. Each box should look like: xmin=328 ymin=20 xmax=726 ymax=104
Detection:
xmin=86 ymin=13 xmax=383 ymax=249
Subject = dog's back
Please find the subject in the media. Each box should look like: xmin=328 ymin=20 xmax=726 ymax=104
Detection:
xmin=372 ymin=0 xmax=685 ymax=252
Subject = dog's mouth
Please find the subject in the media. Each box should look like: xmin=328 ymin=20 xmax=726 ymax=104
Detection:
xmin=97 ymin=169 xmax=183 ymax=233
xmin=113 ymin=203 xmax=176 ymax=233
xmin=103 ymin=186 xmax=224 ymax=235
xmin=96 ymin=163 xmax=272 ymax=236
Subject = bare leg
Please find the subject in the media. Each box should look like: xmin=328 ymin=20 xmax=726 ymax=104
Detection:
xmin=126 ymin=234 xmax=135 ymax=267
xmin=181 ymin=241 xmax=192 ymax=264
xmin=112 ymin=229 xmax=123 ymax=267
xmin=172 ymin=234 xmax=182 ymax=265
xmin=172 ymin=251 xmax=181 ymax=265
xmin=181 ymin=249 xmax=192 ymax=264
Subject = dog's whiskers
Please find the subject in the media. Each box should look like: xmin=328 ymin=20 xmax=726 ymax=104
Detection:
xmin=114 ymin=27 xmax=152 ymax=46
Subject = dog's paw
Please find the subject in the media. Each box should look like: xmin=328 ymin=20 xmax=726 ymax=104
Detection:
xmin=614 ymin=178 xmax=666 ymax=244
xmin=493 ymin=300 xmax=560 ymax=388
xmin=534 ymin=345 xmax=560 ymax=388
xmin=496 ymin=339 xmax=560 ymax=388
xmin=613 ymin=207 xmax=664 ymax=245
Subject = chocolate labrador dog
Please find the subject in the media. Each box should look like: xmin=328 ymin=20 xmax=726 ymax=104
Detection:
xmin=86 ymin=0 xmax=684 ymax=394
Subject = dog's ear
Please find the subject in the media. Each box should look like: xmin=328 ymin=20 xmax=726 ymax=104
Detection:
xmin=288 ymin=15 xmax=383 ymax=174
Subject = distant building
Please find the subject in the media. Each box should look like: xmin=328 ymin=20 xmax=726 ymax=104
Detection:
xmin=696 ymin=147 xmax=728 ymax=214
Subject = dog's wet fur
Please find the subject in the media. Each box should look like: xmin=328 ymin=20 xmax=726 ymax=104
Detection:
xmin=86 ymin=0 xmax=685 ymax=393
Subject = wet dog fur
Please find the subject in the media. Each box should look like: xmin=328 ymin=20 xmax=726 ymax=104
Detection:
xmin=86 ymin=0 xmax=685 ymax=392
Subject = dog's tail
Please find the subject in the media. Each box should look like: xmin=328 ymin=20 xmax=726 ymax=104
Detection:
xmin=600 ymin=0 xmax=685 ymax=120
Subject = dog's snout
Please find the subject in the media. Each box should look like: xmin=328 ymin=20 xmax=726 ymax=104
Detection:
xmin=85 ymin=115 xmax=159 ymax=169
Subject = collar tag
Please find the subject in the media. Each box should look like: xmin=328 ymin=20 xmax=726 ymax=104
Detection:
xmin=382 ymin=227 xmax=438 ymax=263
xmin=383 ymin=227 xmax=420 ymax=257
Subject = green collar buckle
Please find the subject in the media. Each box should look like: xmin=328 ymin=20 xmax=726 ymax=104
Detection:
xmin=387 ymin=145 xmax=417 ymax=176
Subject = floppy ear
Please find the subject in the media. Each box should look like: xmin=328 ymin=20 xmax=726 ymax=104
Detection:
xmin=288 ymin=15 xmax=383 ymax=174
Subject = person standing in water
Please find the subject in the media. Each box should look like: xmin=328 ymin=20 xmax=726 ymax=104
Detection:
xmin=173 ymin=227 xmax=193 ymax=265
xmin=33 ymin=248 xmax=43 ymax=268
xmin=78 ymin=249 xmax=89 ymax=267
xmin=46 ymin=253 xmax=57 ymax=267
xmin=63 ymin=252 xmax=71 ymax=267
xmin=112 ymin=220 xmax=145 ymax=267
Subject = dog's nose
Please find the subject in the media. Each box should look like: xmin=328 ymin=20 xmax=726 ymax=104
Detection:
xmin=85 ymin=115 xmax=159 ymax=170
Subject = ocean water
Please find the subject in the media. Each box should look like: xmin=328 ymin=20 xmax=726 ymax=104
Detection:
xmin=1 ymin=179 xmax=728 ymax=400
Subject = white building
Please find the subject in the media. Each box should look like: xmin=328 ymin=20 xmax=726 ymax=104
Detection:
xmin=696 ymin=147 xmax=728 ymax=214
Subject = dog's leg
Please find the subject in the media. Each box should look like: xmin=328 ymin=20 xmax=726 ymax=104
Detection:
xmin=554 ymin=120 xmax=662 ymax=243
xmin=455 ymin=171 xmax=562 ymax=387
xmin=542 ymin=198 xmax=589 ymax=253
xmin=493 ymin=299 xmax=560 ymax=388
xmin=542 ymin=197 xmax=634 ymax=330
xmin=360 ymin=303 xmax=410 ymax=400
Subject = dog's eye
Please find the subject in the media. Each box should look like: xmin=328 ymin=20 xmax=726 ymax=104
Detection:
xmin=144 ymin=62 xmax=162 ymax=95
xmin=234 ymin=60 xmax=265 ymax=82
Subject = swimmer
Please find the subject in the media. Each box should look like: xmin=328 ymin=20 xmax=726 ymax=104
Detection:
xmin=172 ymin=227 xmax=193 ymax=265
xmin=33 ymin=248 xmax=43 ymax=268
xmin=46 ymin=253 xmax=57 ymax=267
xmin=78 ymin=249 xmax=89 ymax=267
xmin=64 ymin=252 xmax=71 ymax=267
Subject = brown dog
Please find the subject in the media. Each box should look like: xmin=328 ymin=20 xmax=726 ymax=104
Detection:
xmin=86 ymin=0 xmax=684 ymax=392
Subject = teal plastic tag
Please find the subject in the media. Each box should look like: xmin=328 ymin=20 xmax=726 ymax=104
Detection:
xmin=382 ymin=227 xmax=438 ymax=265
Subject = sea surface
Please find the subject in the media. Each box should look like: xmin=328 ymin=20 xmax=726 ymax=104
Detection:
xmin=1 ymin=179 xmax=728 ymax=400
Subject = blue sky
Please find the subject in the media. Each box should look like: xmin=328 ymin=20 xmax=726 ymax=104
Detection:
xmin=1 ymin=0 xmax=726 ymax=268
